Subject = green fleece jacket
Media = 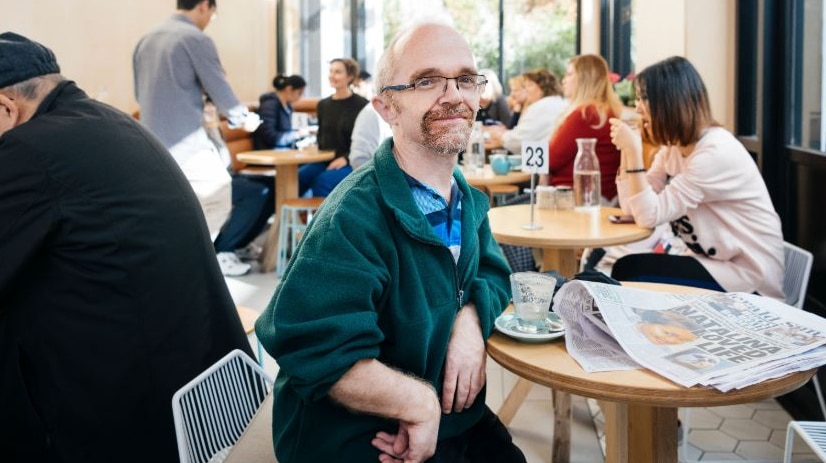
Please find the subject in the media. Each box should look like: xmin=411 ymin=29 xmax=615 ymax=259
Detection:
xmin=255 ymin=138 xmax=512 ymax=462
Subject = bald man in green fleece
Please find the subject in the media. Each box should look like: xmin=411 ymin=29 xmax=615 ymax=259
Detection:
xmin=255 ymin=19 xmax=526 ymax=463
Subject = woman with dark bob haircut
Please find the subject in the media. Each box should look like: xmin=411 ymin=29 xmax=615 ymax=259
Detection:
xmin=608 ymin=56 xmax=785 ymax=300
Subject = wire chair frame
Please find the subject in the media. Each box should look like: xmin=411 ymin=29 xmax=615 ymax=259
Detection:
xmin=172 ymin=349 xmax=273 ymax=463
xmin=784 ymin=421 xmax=826 ymax=462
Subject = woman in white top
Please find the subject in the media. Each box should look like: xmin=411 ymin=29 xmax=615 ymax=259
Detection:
xmin=609 ymin=56 xmax=784 ymax=299
xmin=487 ymin=68 xmax=568 ymax=154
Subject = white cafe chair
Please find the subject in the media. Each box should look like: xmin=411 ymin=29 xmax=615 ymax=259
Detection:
xmin=172 ymin=349 xmax=273 ymax=463
xmin=784 ymin=421 xmax=826 ymax=462
xmin=781 ymin=241 xmax=825 ymax=419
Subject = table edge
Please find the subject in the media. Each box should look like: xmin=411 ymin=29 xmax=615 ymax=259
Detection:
xmin=487 ymin=333 xmax=815 ymax=407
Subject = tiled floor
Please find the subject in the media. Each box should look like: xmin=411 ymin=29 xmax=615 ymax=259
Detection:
xmin=227 ymin=271 xmax=820 ymax=463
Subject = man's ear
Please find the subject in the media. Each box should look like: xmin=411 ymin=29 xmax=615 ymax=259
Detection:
xmin=372 ymin=96 xmax=397 ymax=126
xmin=0 ymin=93 xmax=21 ymax=133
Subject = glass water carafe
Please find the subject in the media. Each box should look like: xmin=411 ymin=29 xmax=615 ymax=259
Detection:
xmin=573 ymin=138 xmax=601 ymax=211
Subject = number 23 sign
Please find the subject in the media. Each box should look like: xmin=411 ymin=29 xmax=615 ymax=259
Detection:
xmin=521 ymin=141 xmax=549 ymax=174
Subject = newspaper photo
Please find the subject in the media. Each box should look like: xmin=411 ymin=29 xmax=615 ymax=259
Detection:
xmin=553 ymin=281 xmax=826 ymax=391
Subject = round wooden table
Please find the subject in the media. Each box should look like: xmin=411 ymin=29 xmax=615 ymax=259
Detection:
xmin=236 ymin=305 xmax=263 ymax=364
xmin=461 ymin=165 xmax=531 ymax=188
xmin=488 ymin=204 xmax=652 ymax=276
xmin=487 ymin=282 xmax=816 ymax=463
xmin=235 ymin=148 xmax=334 ymax=271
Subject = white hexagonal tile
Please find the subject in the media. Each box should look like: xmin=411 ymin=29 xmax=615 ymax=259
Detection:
xmin=735 ymin=440 xmax=784 ymax=460
xmin=708 ymin=404 xmax=756 ymax=419
xmin=720 ymin=418 xmax=772 ymax=440
xmin=698 ymin=452 xmax=746 ymax=461
xmin=689 ymin=429 xmax=739 ymax=452
xmin=686 ymin=407 xmax=724 ymax=429
xmin=753 ymin=408 xmax=793 ymax=430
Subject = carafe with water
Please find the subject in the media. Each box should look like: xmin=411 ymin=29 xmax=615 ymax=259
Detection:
xmin=573 ymin=138 xmax=601 ymax=211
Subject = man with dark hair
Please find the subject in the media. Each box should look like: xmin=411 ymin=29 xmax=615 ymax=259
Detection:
xmin=134 ymin=0 xmax=262 ymax=276
xmin=0 ymin=32 xmax=252 ymax=462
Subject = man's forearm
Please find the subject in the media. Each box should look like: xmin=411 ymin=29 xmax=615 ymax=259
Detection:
xmin=329 ymin=358 xmax=441 ymax=423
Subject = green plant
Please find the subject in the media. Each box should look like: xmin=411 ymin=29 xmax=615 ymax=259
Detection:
xmin=612 ymin=73 xmax=636 ymax=107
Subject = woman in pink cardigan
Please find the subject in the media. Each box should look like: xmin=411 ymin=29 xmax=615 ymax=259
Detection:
xmin=608 ymin=56 xmax=784 ymax=299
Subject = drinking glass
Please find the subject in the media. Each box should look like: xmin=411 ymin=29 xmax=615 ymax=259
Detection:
xmin=509 ymin=272 xmax=557 ymax=333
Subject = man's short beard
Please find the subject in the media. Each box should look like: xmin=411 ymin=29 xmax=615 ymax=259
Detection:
xmin=420 ymin=105 xmax=473 ymax=156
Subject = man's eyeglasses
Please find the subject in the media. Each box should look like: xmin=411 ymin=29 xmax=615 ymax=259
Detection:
xmin=381 ymin=75 xmax=488 ymax=95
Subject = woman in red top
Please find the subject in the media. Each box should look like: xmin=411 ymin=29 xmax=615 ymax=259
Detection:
xmin=544 ymin=54 xmax=623 ymax=202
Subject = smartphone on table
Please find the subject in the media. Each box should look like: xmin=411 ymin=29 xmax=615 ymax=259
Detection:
xmin=608 ymin=214 xmax=635 ymax=224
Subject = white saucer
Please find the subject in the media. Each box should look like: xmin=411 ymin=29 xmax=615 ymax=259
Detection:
xmin=494 ymin=313 xmax=565 ymax=343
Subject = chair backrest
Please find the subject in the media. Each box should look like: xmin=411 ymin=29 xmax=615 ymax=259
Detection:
xmin=172 ymin=349 xmax=273 ymax=463
xmin=783 ymin=241 xmax=813 ymax=309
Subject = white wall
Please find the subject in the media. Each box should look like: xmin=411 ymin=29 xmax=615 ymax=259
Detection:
xmin=633 ymin=0 xmax=735 ymax=129
xmin=0 ymin=0 xmax=276 ymax=114
xmin=4 ymin=0 xmax=735 ymax=126
xmin=580 ymin=0 xmax=601 ymax=55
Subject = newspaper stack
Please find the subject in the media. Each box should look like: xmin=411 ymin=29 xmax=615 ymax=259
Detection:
xmin=553 ymin=281 xmax=826 ymax=392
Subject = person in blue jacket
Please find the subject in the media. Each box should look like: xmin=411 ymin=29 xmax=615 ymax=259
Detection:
xmin=254 ymin=74 xmax=307 ymax=149
xmin=255 ymin=19 xmax=526 ymax=463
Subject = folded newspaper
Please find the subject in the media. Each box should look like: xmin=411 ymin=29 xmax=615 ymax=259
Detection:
xmin=553 ymin=281 xmax=826 ymax=392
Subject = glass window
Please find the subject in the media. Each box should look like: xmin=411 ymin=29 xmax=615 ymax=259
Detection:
xmin=788 ymin=0 xmax=824 ymax=150
xmin=279 ymin=0 xmax=384 ymax=98
xmin=497 ymin=0 xmax=578 ymax=82
xmin=279 ymin=0 xmax=578 ymax=98
xmin=600 ymin=0 xmax=635 ymax=78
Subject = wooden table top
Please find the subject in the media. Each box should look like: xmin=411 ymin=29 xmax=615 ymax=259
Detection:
xmin=236 ymin=148 xmax=334 ymax=166
xmin=487 ymin=205 xmax=652 ymax=249
xmin=461 ymin=165 xmax=531 ymax=187
xmin=487 ymin=282 xmax=816 ymax=408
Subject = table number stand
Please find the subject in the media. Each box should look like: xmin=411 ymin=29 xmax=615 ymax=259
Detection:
xmin=521 ymin=169 xmax=542 ymax=230
xmin=520 ymin=141 xmax=548 ymax=230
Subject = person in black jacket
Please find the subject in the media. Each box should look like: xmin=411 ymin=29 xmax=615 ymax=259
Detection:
xmin=298 ymin=57 xmax=369 ymax=197
xmin=0 ymin=32 xmax=253 ymax=463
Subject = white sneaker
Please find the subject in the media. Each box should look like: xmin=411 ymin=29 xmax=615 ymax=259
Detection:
xmin=217 ymin=252 xmax=251 ymax=277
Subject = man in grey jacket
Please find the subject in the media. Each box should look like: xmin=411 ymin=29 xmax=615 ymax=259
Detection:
xmin=134 ymin=0 xmax=261 ymax=276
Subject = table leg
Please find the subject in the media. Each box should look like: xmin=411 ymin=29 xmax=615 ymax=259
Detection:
xmin=260 ymin=165 xmax=299 ymax=273
xmin=541 ymin=248 xmax=579 ymax=277
xmin=603 ymin=401 xmax=678 ymax=463
xmin=552 ymin=389 xmax=571 ymax=463
xmin=497 ymin=377 xmax=533 ymax=425
xmin=601 ymin=401 xmax=628 ymax=463
xmin=498 ymin=247 xmax=579 ymax=460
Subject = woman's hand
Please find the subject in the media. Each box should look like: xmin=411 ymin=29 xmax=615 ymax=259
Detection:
xmin=327 ymin=156 xmax=349 ymax=170
xmin=609 ymin=117 xmax=642 ymax=154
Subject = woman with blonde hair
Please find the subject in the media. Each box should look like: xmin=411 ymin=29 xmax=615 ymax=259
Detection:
xmin=487 ymin=68 xmax=568 ymax=155
xmin=544 ymin=54 xmax=623 ymax=202
xmin=505 ymin=75 xmax=526 ymax=128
